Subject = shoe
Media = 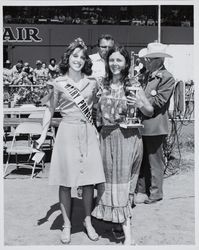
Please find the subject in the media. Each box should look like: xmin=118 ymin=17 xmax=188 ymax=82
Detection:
xmin=60 ymin=225 xmax=71 ymax=244
xmin=134 ymin=193 xmax=148 ymax=204
xmin=83 ymin=221 xmax=99 ymax=241
xmin=129 ymin=194 xmax=135 ymax=207
xmin=144 ymin=198 xmax=162 ymax=204
xmin=112 ymin=227 xmax=125 ymax=240
xmin=77 ymin=186 xmax=82 ymax=198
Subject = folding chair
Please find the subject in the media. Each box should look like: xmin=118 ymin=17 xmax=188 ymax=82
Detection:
xmin=4 ymin=122 xmax=45 ymax=179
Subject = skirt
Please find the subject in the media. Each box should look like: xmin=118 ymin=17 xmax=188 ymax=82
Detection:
xmin=48 ymin=119 xmax=105 ymax=187
xmin=92 ymin=126 xmax=143 ymax=223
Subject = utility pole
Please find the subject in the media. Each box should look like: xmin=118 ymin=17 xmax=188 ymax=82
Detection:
xmin=158 ymin=5 xmax=161 ymax=42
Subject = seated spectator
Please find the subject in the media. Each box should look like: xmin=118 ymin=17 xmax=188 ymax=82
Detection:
xmin=12 ymin=62 xmax=32 ymax=85
xmin=90 ymin=16 xmax=98 ymax=24
xmin=42 ymin=62 xmax=49 ymax=79
xmin=48 ymin=58 xmax=59 ymax=79
xmin=58 ymin=13 xmax=66 ymax=23
xmin=33 ymin=60 xmax=47 ymax=84
xmin=12 ymin=59 xmax=24 ymax=74
xmin=72 ymin=17 xmax=81 ymax=24
xmin=3 ymin=60 xmax=13 ymax=102
xmin=52 ymin=15 xmax=59 ymax=21
xmin=12 ymin=62 xmax=24 ymax=85
xmin=4 ymin=14 xmax=12 ymax=23
xmin=3 ymin=60 xmax=13 ymax=85
xmin=65 ymin=14 xmax=73 ymax=24
xmin=23 ymin=62 xmax=34 ymax=83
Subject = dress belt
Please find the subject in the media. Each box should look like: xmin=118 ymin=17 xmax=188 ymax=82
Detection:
xmin=61 ymin=117 xmax=89 ymax=157
xmin=61 ymin=117 xmax=87 ymax=124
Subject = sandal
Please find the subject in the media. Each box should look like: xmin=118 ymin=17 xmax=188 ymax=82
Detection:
xmin=60 ymin=225 xmax=71 ymax=244
xmin=83 ymin=221 xmax=99 ymax=241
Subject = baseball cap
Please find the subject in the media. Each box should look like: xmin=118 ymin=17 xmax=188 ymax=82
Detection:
xmin=36 ymin=60 xmax=42 ymax=65
xmin=5 ymin=60 xmax=11 ymax=64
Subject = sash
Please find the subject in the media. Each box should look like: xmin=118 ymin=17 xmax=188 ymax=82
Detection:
xmin=63 ymin=82 xmax=94 ymax=125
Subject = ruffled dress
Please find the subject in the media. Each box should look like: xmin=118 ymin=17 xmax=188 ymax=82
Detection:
xmin=91 ymin=83 xmax=143 ymax=223
xmin=47 ymin=75 xmax=105 ymax=187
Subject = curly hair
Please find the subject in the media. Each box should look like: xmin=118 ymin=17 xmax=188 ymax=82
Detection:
xmin=59 ymin=38 xmax=92 ymax=76
xmin=105 ymin=46 xmax=131 ymax=85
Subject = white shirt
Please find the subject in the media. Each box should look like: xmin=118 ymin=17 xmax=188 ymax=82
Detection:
xmin=89 ymin=53 xmax=106 ymax=80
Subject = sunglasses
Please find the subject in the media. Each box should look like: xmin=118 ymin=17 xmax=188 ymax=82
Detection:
xmin=99 ymin=46 xmax=113 ymax=49
xmin=144 ymin=57 xmax=159 ymax=62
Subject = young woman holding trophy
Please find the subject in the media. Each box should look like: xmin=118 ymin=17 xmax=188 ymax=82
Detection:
xmin=92 ymin=46 xmax=153 ymax=245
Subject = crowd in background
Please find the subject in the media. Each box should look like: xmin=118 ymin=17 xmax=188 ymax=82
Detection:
xmin=3 ymin=58 xmax=59 ymax=86
xmin=3 ymin=58 xmax=60 ymax=105
xmin=3 ymin=55 xmax=194 ymax=112
xmin=3 ymin=5 xmax=193 ymax=27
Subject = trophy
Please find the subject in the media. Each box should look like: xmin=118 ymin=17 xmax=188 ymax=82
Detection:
xmin=120 ymin=51 xmax=144 ymax=129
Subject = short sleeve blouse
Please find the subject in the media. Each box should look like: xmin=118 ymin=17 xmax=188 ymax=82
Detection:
xmin=97 ymin=83 xmax=128 ymax=126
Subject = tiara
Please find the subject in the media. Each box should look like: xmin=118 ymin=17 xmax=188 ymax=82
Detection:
xmin=69 ymin=37 xmax=87 ymax=50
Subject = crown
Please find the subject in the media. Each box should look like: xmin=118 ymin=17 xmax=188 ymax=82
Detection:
xmin=69 ymin=37 xmax=87 ymax=50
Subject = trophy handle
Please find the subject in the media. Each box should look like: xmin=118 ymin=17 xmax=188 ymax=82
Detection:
xmin=129 ymin=51 xmax=135 ymax=79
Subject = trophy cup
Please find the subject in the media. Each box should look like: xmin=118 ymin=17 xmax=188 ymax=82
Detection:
xmin=120 ymin=51 xmax=144 ymax=129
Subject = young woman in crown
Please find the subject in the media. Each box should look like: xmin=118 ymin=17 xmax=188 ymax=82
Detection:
xmin=36 ymin=38 xmax=105 ymax=244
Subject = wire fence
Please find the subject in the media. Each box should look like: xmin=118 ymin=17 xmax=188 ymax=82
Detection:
xmin=163 ymin=81 xmax=194 ymax=177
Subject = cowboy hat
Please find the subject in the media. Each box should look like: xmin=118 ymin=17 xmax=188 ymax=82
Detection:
xmin=139 ymin=42 xmax=172 ymax=58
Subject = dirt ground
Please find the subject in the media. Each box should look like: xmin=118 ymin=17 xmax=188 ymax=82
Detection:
xmin=3 ymin=122 xmax=196 ymax=247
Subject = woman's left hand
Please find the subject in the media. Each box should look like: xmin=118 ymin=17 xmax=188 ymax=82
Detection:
xmin=126 ymin=90 xmax=144 ymax=109
xmin=126 ymin=92 xmax=136 ymax=106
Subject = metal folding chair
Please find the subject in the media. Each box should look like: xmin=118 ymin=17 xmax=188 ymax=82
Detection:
xmin=4 ymin=122 xmax=45 ymax=179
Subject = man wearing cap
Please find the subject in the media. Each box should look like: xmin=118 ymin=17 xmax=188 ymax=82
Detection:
xmin=12 ymin=61 xmax=24 ymax=85
xmin=33 ymin=60 xmax=47 ymax=84
xmin=23 ymin=62 xmax=34 ymax=84
xmin=134 ymin=41 xmax=175 ymax=204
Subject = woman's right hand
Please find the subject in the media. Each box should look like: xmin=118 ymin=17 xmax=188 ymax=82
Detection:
xmin=35 ymin=137 xmax=45 ymax=149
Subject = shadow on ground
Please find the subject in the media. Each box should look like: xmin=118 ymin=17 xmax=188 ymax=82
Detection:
xmin=36 ymin=198 xmax=123 ymax=243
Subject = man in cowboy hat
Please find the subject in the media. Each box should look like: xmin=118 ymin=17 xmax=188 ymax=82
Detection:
xmin=134 ymin=41 xmax=175 ymax=204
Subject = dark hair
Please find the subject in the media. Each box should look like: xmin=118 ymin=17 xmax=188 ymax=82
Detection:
xmin=59 ymin=38 xmax=92 ymax=76
xmin=105 ymin=46 xmax=131 ymax=83
xmin=17 ymin=59 xmax=23 ymax=65
xmin=98 ymin=34 xmax=115 ymax=47
xmin=49 ymin=58 xmax=56 ymax=64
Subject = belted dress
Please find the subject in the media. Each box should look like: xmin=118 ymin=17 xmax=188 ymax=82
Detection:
xmin=47 ymin=75 xmax=105 ymax=187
